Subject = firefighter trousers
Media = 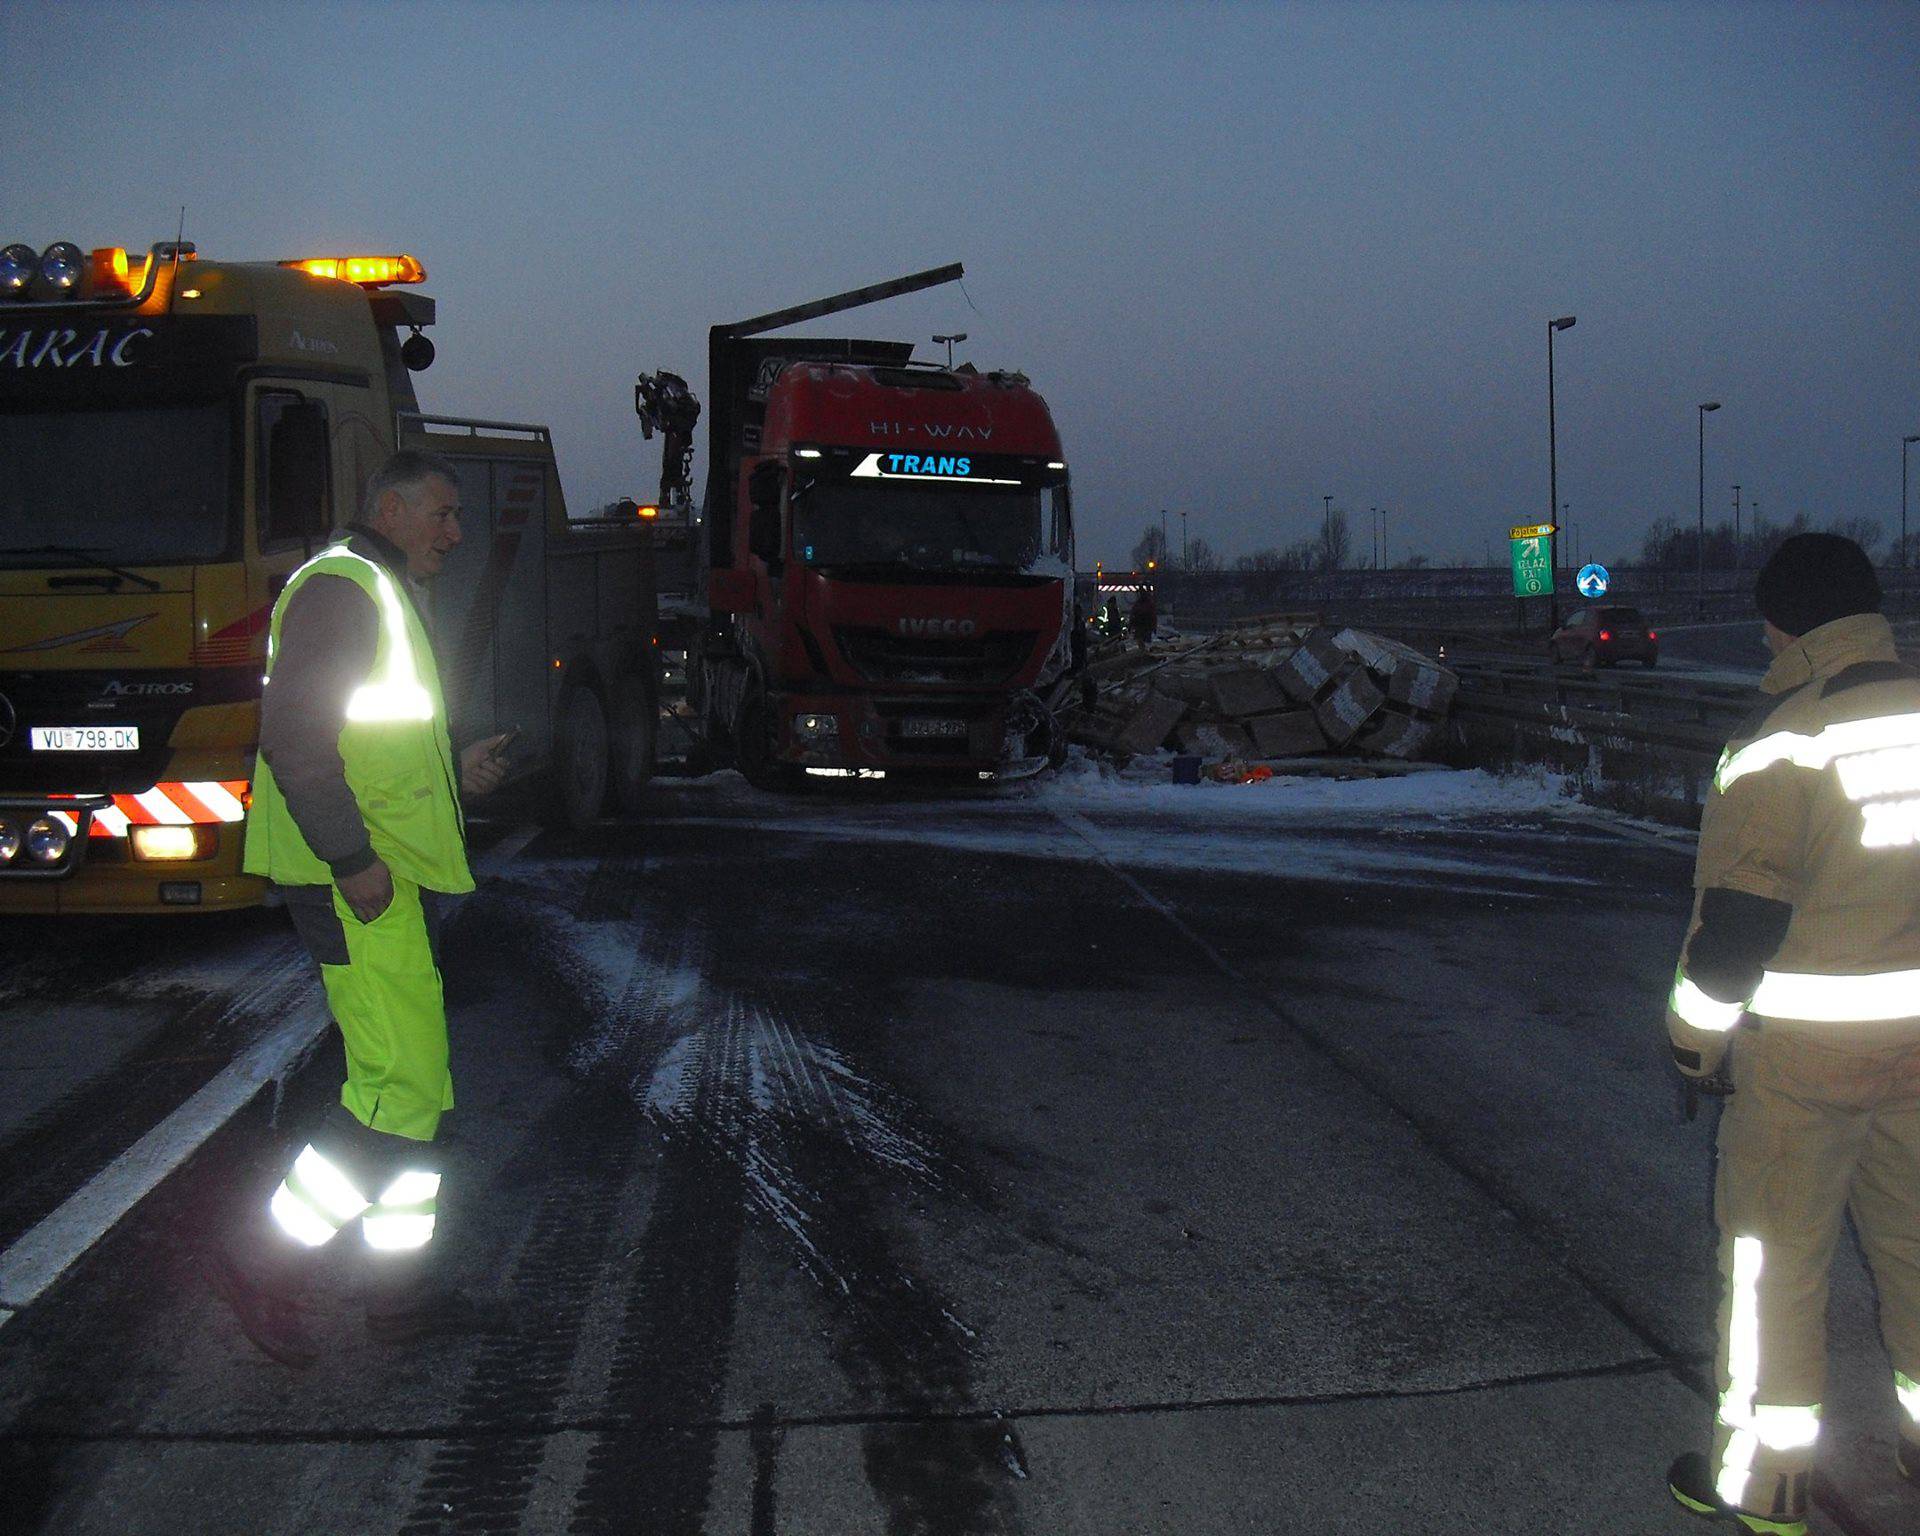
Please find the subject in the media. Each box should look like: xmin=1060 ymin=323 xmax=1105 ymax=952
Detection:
xmin=1710 ymin=1027 xmax=1920 ymax=1507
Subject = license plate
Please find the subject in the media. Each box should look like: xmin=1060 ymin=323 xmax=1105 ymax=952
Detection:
xmin=30 ymin=725 xmax=140 ymax=752
xmin=900 ymin=717 xmax=967 ymax=739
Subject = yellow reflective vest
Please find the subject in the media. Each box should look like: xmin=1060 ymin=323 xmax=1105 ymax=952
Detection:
xmin=243 ymin=543 xmax=474 ymax=894
xmin=1669 ymin=612 xmax=1920 ymax=1062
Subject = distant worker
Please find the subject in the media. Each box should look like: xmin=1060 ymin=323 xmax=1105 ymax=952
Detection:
xmin=1128 ymin=586 xmax=1158 ymax=649
xmin=1665 ymin=534 xmax=1920 ymax=1534
xmin=205 ymin=450 xmax=513 ymax=1366
xmin=1102 ymin=593 xmax=1122 ymax=636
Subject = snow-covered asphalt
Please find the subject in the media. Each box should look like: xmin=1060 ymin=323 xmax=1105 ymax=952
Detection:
xmin=0 ymin=762 xmax=1909 ymax=1535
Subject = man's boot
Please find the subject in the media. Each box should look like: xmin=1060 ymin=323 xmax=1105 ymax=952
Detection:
xmin=362 ymin=1245 xmax=505 ymax=1345
xmin=201 ymin=1235 xmax=318 ymax=1369
xmin=1667 ymin=1452 xmax=1808 ymax=1536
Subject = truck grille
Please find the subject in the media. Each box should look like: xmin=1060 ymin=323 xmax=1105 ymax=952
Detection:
xmin=832 ymin=628 xmax=1037 ymax=687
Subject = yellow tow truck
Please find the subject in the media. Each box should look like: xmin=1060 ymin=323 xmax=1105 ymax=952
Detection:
xmin=0 ymin=239 xmax=659 ymax=913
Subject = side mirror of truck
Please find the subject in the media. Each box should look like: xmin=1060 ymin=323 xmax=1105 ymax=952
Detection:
xmin=709 ymin=568 xmax=756 ymax=615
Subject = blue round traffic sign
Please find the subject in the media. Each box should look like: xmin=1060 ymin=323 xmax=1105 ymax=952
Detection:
xmin=1577 ymin=563 xmax=1611 ymax=598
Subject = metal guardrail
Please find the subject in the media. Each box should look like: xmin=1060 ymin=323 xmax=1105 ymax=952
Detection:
xmin=1448 ymin=658 xmax=1748 ymax=762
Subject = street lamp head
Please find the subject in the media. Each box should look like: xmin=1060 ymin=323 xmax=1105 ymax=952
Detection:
xmin=1701 ymin=401 xmax=1722 ymax=413
xmin=1551 ymin=315 xmax=1577 ymax=331
xmin=1905 ymin=434 xmax=1920 ymax=445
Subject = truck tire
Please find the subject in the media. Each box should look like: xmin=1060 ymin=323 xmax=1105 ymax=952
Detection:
xmin=610 ymin=671 xmax=658 ymax=811
xmin=736 ymin=686 xmax=802 ymax=793
xmin=557 ymin=685 xmax=610 ymax=827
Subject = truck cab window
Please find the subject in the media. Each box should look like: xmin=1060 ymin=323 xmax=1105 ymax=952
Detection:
xmin=747 ymin=462 xmax=785 ymax=567
xmin=257 ymin=393 xmax=332 ymax=552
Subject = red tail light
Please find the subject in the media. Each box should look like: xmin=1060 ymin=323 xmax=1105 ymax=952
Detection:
xmin=1648 ymin=630 xmax=1658 ymax=640
xmin=1599 ymin=629 xmax=1612 ymax=641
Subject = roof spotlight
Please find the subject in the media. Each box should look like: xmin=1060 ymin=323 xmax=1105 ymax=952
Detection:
xmin=0 ymin=243 xmax=35 ymax=298
xmin=36 ymin=241 xmax=83 ymax=296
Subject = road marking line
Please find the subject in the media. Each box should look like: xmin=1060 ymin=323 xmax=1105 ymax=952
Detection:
xmin=0 ymin=989 xmax=331 ymax=1311
xmin=0 ymin=821 xmax=540 ymax=1315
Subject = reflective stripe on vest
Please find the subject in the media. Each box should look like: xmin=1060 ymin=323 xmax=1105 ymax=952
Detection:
xmin=266 ymin=545 xmax=433 ymax=722
xmin=1671 ymin=969 xmax=1748 ymax=1033
xmin=1716 ymin=710 xmax=1920 ymax=792
xmin=1747 ymin=967 xmax=1920 ymax=1023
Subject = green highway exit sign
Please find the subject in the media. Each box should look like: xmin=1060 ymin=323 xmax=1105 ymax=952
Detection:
xmin=1510 ymin=528 xmax=1555 ymax=596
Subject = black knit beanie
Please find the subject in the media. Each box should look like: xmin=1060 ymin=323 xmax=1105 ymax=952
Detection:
xmin=1753 ymin=533 xmax=1881 ymax=637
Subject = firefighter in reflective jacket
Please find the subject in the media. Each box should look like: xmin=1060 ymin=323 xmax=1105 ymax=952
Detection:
xmin=1666 ymin=534 xmax=1920 ymax=1534
xmin=204 ymin=449 xmax=510 ymax=1367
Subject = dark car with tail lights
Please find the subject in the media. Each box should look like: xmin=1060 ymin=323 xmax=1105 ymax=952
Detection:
xmin=1550 ymin=606 xmax=1659 ymax=668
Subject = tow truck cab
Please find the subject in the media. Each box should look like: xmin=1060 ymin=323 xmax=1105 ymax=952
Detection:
xmin=0 ymin=238 xmax=651 ymax=912
xmin=713 ymin=350 xmax=1073 ymax=778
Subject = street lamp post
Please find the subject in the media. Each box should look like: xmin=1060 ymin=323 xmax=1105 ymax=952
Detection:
xmin=1547 ymin=315 xmax=1576 ymax=629
xmin=1731 ymin=484 xmax=1742 ymax=569
xmin=1903 ymin=435 xmax=1920 ymax=615
xmin=1379 ymin=507 xmax=1388 ymax=570
xmin=1697 ymin=401 xmax=1722 ymax=619
xmin=1562 ymin=502 xmax=1572 ymax=571
xmin=932 ymin=332 xmax=967 ymax=368
xmin=1181 ymin=510 xmax=1190 ymax=572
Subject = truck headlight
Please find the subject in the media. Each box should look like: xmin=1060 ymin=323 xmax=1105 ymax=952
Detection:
xmin=26 ymin=816 xmax=70 ymax=864
xmin=131 ymin=824 xmax=216 ymax=861
xmin=793 ymin=712 xmax=839 ymax=743
xmin=0 ymin=244 xmax=35 ymax=298
xmin=35 ymin=241 xmax=83 ymax=297
xmin=0 ymin=818 xmax=19 ymax=862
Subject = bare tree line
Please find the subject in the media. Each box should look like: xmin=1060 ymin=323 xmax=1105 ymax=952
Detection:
xmin=1122 ymin=508 xmax=1898 ymax=575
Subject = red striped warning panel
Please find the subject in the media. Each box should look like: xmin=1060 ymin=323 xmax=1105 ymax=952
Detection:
xmin=50 ymin=780 xmax=250 ymax=838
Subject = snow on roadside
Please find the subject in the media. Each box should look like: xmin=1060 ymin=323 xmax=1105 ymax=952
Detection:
xmin=1028 ymin=752 xmax=1577 ymax=823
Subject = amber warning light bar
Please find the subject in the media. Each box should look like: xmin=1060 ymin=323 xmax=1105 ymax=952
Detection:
xmin=280 ymin=254 xmax=426 ymax=288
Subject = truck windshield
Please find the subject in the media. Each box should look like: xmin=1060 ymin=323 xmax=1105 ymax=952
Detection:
xmin=792 ymin=480 xmax=1064 ymax=572
xmin=0 ymin=402 xmax=232 ymax=568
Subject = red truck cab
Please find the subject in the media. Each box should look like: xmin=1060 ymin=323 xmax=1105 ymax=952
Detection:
xmin=712 ymin=356 xmax=1073 ymax=782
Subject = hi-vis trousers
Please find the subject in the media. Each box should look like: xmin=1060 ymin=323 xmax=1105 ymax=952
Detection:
xmin=1709 ymin=1027 xmax=1920 ymax=1516
xmin=270 ymin=878 xmax=453 ymax=1261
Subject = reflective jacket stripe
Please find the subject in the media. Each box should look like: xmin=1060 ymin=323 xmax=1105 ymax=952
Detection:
xmin=1748 ymin=967 xmax=1920 ymax=1023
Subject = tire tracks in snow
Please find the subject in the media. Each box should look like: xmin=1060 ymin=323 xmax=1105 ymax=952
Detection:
xmin=620 ymin=960 xmax=1023 ymax=1536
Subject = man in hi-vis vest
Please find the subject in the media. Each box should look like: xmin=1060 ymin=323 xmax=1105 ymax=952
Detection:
xmin=1667 ymin=534 xmax=1920 ymax=1534
xmin=206 ymin=450 xmax=511 ymax=1367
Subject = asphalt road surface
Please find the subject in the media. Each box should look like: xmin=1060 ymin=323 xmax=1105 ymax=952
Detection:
xmin=2 ymin=764 xmax=1916 ymax=1536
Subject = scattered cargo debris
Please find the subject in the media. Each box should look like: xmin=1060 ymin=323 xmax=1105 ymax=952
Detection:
xmin=1065 ymin=619 xmax=1458 ymax=771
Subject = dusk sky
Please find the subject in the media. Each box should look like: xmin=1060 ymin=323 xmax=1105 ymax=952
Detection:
xmin=7 ymin=1 xmax=1917 ymax=570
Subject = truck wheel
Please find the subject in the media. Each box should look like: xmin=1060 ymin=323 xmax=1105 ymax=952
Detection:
xmin=557 ymin=686 xmax=609 ymax=827
xmin=736 ymin=687 xmax=802 ymax=793
xmin=610 ymin=672 xmax=658 ymax=811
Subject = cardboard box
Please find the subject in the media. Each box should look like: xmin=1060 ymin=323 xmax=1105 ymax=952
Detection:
xmin=1247 ymin=709 xmax=1328 ymax=758
xmin=1313 ymin=666 xmax=1387 ymax=745
xmin=1210 ymin=666 xmax=1290 ymax=717
xmin=1114 ymin=690 xmax=1190 ymax=754
xmin=1275 ymin=628 xmax=1349 ymax=703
